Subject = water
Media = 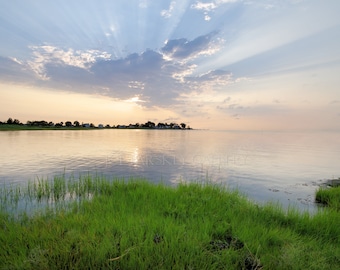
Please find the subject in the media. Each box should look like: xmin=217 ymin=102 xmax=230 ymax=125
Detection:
xmin=1 ymin=129 xmax=340 ymax=212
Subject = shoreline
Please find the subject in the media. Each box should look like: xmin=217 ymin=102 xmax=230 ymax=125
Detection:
xmin=0 ymin=124 xmax=193 ymax=131
xmin=1 ymin=175 xmax=339 ymax=269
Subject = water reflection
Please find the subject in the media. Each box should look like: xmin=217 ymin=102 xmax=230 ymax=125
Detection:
xmin=1 ymin=130 xmax=340 ymax=211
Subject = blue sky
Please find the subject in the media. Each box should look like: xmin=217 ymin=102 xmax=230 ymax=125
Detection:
xmin=1 ymin=0 xmax=340 ymax=130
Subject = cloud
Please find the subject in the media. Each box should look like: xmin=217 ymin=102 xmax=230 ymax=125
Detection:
xmin=161 ymin=1 xmax=176 ymax=18
xmin=191 ymin=0 xmax=241 ymax=21
xmin=223 ymin=97 xmax=231 ymax=103
xmin=191 ymin=0 xmax=239 ymax=11
xmin=34 ymin=48 xmax=190 ymax=106
xmin=0 ymin=56 xmax=35 ymax=83
xmin=128 ymin=81 xmax=145 ymax=90
xmin=139 ymin=0 xmax=149 ymax=8
xmin=216 ymin=102 xmax=244 ymax=111
xmin=1 ymin=31 xmax=231 ymax=108
xmin=231 ymin=113 xmax=240 ymax=119
xmin=204 ymin=15 xmax=212 ymax=21
xmin=191 ymin=2 xmax=217 ymax=12
xmin=186 ymin=69 xmax=233 ymax=87
xmin=162 ymin=31 xmax=222 ymax=61
xmin=216 ymin=100 xmax=243 ymax=119
xmin=217 ymin=0 xmax=240 ymax=3
xmin=28 ymin=45 xmax=111 ymax=80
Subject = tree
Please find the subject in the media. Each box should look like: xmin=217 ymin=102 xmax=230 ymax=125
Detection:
xmin=65 ymin=121 xmax=73 ymax=127
xmin=157 ymin=122 xmax=166 ymax=129
xmin=7 ymin=118 xmax=13 ymax=124
xmin=144 ymin=121 xmax=155 ymax=128
xmin=13 ymin=119 xmax=21 ymax=125
xmin=74 ymin=121 xmax=80 ymax=127
xmin=180 ymin=123 xmax=186 ymax=129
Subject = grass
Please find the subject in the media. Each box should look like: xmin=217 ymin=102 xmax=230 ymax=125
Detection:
xmin=315 ymin=178 xmax=340 ymax=211
xmin=1 ymin=175 xmax=340 ymax=269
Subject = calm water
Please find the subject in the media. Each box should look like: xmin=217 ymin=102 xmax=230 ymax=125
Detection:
xmin=1 ymin=129 xmax=340 ymax=211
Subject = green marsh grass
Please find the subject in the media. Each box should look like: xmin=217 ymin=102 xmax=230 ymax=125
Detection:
xmin=316 ymin=185 xmax=340 ymax=211
xmin=1 ymin=175 xmax=340 ymax=269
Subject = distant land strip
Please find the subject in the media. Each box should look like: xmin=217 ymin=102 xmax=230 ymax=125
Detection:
xmin=0 ymin=118 xmax=192 ymax=130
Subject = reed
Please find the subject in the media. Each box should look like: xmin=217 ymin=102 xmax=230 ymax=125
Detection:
xmin=1 ymin=175 xmax=339 ymax=269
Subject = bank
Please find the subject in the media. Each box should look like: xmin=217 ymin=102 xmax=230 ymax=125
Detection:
xmin=1 ymin=175 xmax=339 ymax=269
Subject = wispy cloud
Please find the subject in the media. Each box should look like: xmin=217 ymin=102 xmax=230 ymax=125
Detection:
xmin=161 ymin=1 xmax=176 ymax=18
xmin=191 ymin=2 xmax=217 ymax=12
xmin=191 ymin=0 xmax=239 ymax=11
xmin=139 ymin=0 xmax=149 ymax=8
xmin=185 ymin=70 xmax=233 ymax=90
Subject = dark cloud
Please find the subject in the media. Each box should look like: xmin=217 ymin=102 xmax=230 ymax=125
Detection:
xmin=90 ymin=50 xmax=165 ymax=80
xmin=44 ymin=63 xmax=93 ymax=87
xmin=162 ymin=31 xmax=219 ymax=60
xmin=28 ymin=48 xmax=187 ymax=106
xmin=0 ymin=31 xmax=228 ymax=107
xmin=0 ymin=56 xmax=35 ymax=83
xmin=88 ymin=50 xmax=185 ymax=105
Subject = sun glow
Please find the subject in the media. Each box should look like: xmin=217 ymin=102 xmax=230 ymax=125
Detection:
xmin=126 ymin=96 xmax=145 ymax=103
xmin=1 ymin=0 xmax=340 ymax=131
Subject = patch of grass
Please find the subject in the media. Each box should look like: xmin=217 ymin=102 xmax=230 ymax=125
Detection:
xmin=316 ymin=184 xmax=340 ymax=211
xmin=1 ymin=175 xmax=340 ymax=269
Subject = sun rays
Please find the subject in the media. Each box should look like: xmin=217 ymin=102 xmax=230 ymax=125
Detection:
xmin=1 ymin=0 xmax=340 ymax=130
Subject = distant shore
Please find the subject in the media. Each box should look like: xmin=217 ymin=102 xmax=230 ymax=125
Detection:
xmin=0 ymin=124 xmax=193 ymax=131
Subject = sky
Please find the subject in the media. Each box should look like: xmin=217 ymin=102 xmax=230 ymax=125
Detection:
xmin=1 ymin=0 xmax=340 ymax=130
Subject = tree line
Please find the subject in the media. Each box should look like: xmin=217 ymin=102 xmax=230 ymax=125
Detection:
xmin=1 ymin=118 xmax=191 ymax=129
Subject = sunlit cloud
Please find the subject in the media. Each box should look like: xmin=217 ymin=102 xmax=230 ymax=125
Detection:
xmin=27 ymin=45 xmax=111 ymax=80
xmin=1 ymin=29 xmax=231 ymax=109
xmin=204 ymin=15 xmax=212 ymax=21
xmin=191 ymin=0 xmax=239 ymax=11
xmin=125 ymin=96 xmax=146 ymax=103
xmin=128 ymin=81 xmax=145 ymax=90
xmin=191 ymin=2 xmax=217 ymax=12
